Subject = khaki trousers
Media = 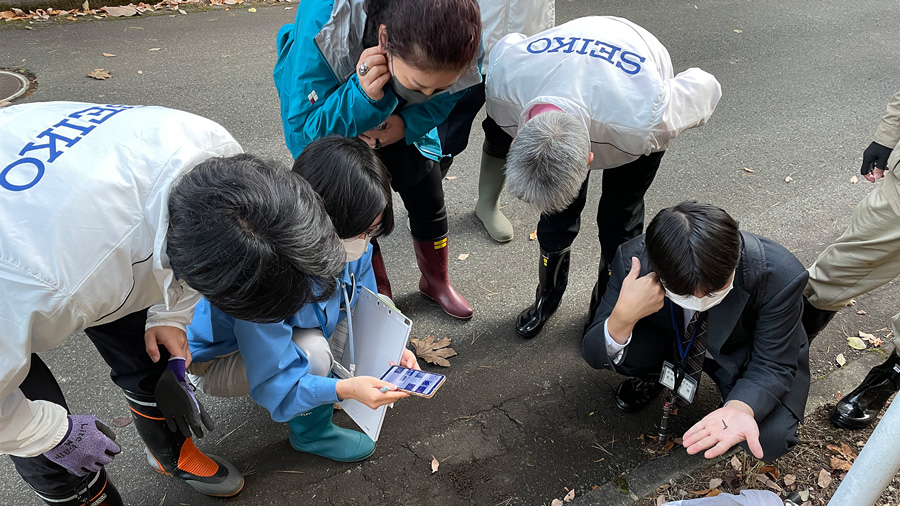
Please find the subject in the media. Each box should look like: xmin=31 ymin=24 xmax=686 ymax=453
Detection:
xmin=187 ymin=328 xmax=334 ymax=398
xmin=805 ymin=140 xmax=900 ymax=345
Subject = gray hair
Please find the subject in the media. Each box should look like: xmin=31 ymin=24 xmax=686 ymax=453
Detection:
xmin=166 ymin=154 xmax=345 ymax=323
xmin=505 ymin=111 xmax=591 ymax=214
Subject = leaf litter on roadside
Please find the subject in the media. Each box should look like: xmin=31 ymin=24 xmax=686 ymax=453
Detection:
xmin=409 ymin=334 xmax=457 ymax=367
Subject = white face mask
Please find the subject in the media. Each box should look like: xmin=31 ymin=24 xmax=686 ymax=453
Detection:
xmin=341 ymin=236 xmax=371 ymax=262
xmin=665 ymin=276 xmax=735 ymax=312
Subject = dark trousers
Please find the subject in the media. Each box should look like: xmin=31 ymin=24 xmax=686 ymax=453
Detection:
xmin=538 ymin=151 xmax=665 ymax=266
xmin=376 ymin=140 xmax=448 ymax=241
xmin=436 ymin=82 xmax=514 ymax=165
xmin=10 ymin=308 xmax=167 ymax=497
xmin=616 ymin=330 xmax=801 ymax=462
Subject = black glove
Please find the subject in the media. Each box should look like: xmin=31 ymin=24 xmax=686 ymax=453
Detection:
xmin=861 ymin=141 xmax=893 ymax=175
xmin=154 ymin=357 xmax=215 ymax=438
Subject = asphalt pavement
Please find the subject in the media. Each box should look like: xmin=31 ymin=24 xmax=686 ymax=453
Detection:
xmin=1 ymin=1 xmax=899 ymax=505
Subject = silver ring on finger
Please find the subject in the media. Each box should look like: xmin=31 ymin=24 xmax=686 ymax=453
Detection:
xmin=358 ymin=62 xmax=369 ymax=76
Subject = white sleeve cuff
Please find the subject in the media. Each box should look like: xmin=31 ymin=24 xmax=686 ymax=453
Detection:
xmin=604 ymin=320 xmax=632 ymax=364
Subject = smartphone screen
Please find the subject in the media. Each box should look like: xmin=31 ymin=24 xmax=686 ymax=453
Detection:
xmin=380 ymin=365 xmax=445 ymax=398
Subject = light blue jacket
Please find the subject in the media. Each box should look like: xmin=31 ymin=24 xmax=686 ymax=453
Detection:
xmin=272 ymin=0 xmax=482 ymax=160
xmin=187 ymin=247 xmax=376 ymax=423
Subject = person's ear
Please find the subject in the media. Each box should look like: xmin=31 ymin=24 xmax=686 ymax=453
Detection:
xmin=587 ymin=151 xmax=594 ymax=166
xmin=378 ymin=24 xmax=388 ymax=51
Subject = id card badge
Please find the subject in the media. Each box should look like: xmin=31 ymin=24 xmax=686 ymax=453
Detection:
xmin=659 ymin=361 xmax=676 ymax=390
xmin=676 ymin=374 xmax=698 ymax=404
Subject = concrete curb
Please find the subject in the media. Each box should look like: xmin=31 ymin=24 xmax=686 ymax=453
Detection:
xmin=571 ymin=351 xmax=886 ymax=506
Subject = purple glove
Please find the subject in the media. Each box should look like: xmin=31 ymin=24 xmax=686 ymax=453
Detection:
xmin=43 ymin=415 xmax=121 ymax=477
xmin=154 ymin=357 xmax=215 ymax=438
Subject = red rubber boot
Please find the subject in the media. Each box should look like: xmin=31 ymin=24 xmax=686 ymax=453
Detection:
xmin=412 ymin=234 xmax=473 ymax=319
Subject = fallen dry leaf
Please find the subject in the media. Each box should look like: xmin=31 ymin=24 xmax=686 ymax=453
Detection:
xmin=742 ymin=167 xmax=754 ymax=173
xmin=248 ymin=7 xmax=256 ymax=11
xmin=444 ymin=176 xmax=458 ymax=180
xmin=430 ymin=455 xmax=439 ymax=474
xmin=103 ymin=5 xmax=137 ymax=16
xmin=847 ymin=336 xmax=867 ymax=350
xmin=0 ymin=101 xmax=11 ymax=108
xmin=733 ymin=29 xmax=742 ymax=33
xmin=798 ymin=488 xmax=810 ymax=501
xmin=690 ymin=489 xmax=711 ymax=496
xmin=550 ymin=500 xmax=563 ymax=506
xmin=834 ymin=390 xmax=843 ymax=401
xmin=178 ymin=8 xmax=186 ymax=14
xmin=102 ymin=52 xmax=116 ymax=57
xmin=656 ymin=496 xmax=666 ymax=506
xmin=137 ymin=70 xmax=143 ymax=74
xmin=563 ymin=489 xmax=575 ymax=502
xmin=830 ymin=456 xmax=851 ymax=472
xmin=457 ymin=253 xmax=469 ymax=261
xmin=839 ymin=442 xmax=857 ymax=461
xmin=87 ymin=68 xmax=112 ymax=80
xmin=706 ymin=489 xmax=723 ymax=497
xmin=529 ymin=230 xmax=537 ymax=241
xmin=409 ymin=334 xmax=457 ymax=367
xmin=857 ymin=309 xmax=867 ymax=315
xmin=836 ymin=353 xmax=846 ymax=367
xmin=817 ymin=469 xmax=832 ymax=488
xmin=149 ymin=47 xmax=161 ymax=51
xmin=784 ymin=176 xmax=794 ymax=183
xmin=730 ymin=455 xmax=742 ymax=472
xmin=851 ymin=175 xmax=859 ymax=184
xmin=784 ymin=474 xmax=796 ymax=486
xmin=708 ymin=478 xmax=723 ymax=489
xmin=0 ymin=11 xmax=16 ymax=19
xmin=112 ymin=415 xmax=132 ymax=427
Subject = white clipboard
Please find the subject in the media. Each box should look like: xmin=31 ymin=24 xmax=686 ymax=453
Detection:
xmin=330 ymin=287 xmax=411 ymax=441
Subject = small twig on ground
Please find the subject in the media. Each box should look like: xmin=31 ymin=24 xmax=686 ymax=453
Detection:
xmin=215 ymin=419 xmax=249 ymax=446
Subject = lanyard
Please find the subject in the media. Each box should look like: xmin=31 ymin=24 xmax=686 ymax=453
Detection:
xmin=312 ymin=306 xmax=328 ymax=338
xmin=669 ymin=300 xmax=701 ymax=364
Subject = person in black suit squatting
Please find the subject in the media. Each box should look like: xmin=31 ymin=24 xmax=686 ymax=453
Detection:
xmin=582 ymin=201 xmax=810 ymax=461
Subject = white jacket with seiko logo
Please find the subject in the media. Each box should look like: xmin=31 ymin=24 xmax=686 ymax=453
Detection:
xmin=0 ymin=101 xmax=241 ymax=457
xmin=486 ymin=16 xmax=722 ymax=170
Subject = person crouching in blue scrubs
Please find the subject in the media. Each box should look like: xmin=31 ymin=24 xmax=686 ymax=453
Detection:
xmin=185 ymin=136 xmax=420 ymax=462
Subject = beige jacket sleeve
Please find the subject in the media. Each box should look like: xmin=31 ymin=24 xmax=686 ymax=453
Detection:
xmin=873 ymin=90 xmax=900 ymax=148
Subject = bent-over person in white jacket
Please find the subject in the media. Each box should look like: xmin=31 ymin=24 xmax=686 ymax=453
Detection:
xmin=0 ymin=102 xmax=345 ymax=505
xmin=483 ymin=16 xmax=722 ymax=340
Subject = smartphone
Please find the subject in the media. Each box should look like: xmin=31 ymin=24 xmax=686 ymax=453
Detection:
xmin=379 ymin=365 xmax=445 ymax=399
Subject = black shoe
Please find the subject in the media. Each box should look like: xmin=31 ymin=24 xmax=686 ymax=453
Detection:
xmin=831 ymin=352 xmax=900 ymax=429
xmin=801 ymin=297 xmax=836 ymax=343
xmin=615 ymin=376 xmax=664 ymax=413
xmin=34 ymin=469 xmax=123 ymax=506
xmin=516 ymin=249 xmax=570 ymax=339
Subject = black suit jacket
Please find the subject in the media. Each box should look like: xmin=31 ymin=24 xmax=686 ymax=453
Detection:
xmin=582 ymin=231 xmax=810 ymax=422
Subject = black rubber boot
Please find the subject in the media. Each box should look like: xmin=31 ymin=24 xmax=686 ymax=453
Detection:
xmin=34 ymin=469 xmax=123 ymax=506
xmin=831 ymin=351 xmax=900 ymax=429
xmin=516 ymin=249 xmax=571 ymax=339
xmin=802 ymin=297 xmax=836 ymax=343
xmin=125 ymin=393 xmax=244 ymax=498
xmin=614 ymin=376 xmax=664 ymax=413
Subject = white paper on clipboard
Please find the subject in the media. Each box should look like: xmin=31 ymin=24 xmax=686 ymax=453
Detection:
xmin=330 ymin=287 xmax=411 ymax=441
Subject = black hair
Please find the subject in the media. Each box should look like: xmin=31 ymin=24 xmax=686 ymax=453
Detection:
xmin=645 ymin=201 xmax=741 ymax=296
xmin=166 ymin=154 xmax=345 ymax=323
xmin=363 ymin=0 xmax=481 ymax=72
xmin=292 ymin=135 xmax=394 ymax=240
